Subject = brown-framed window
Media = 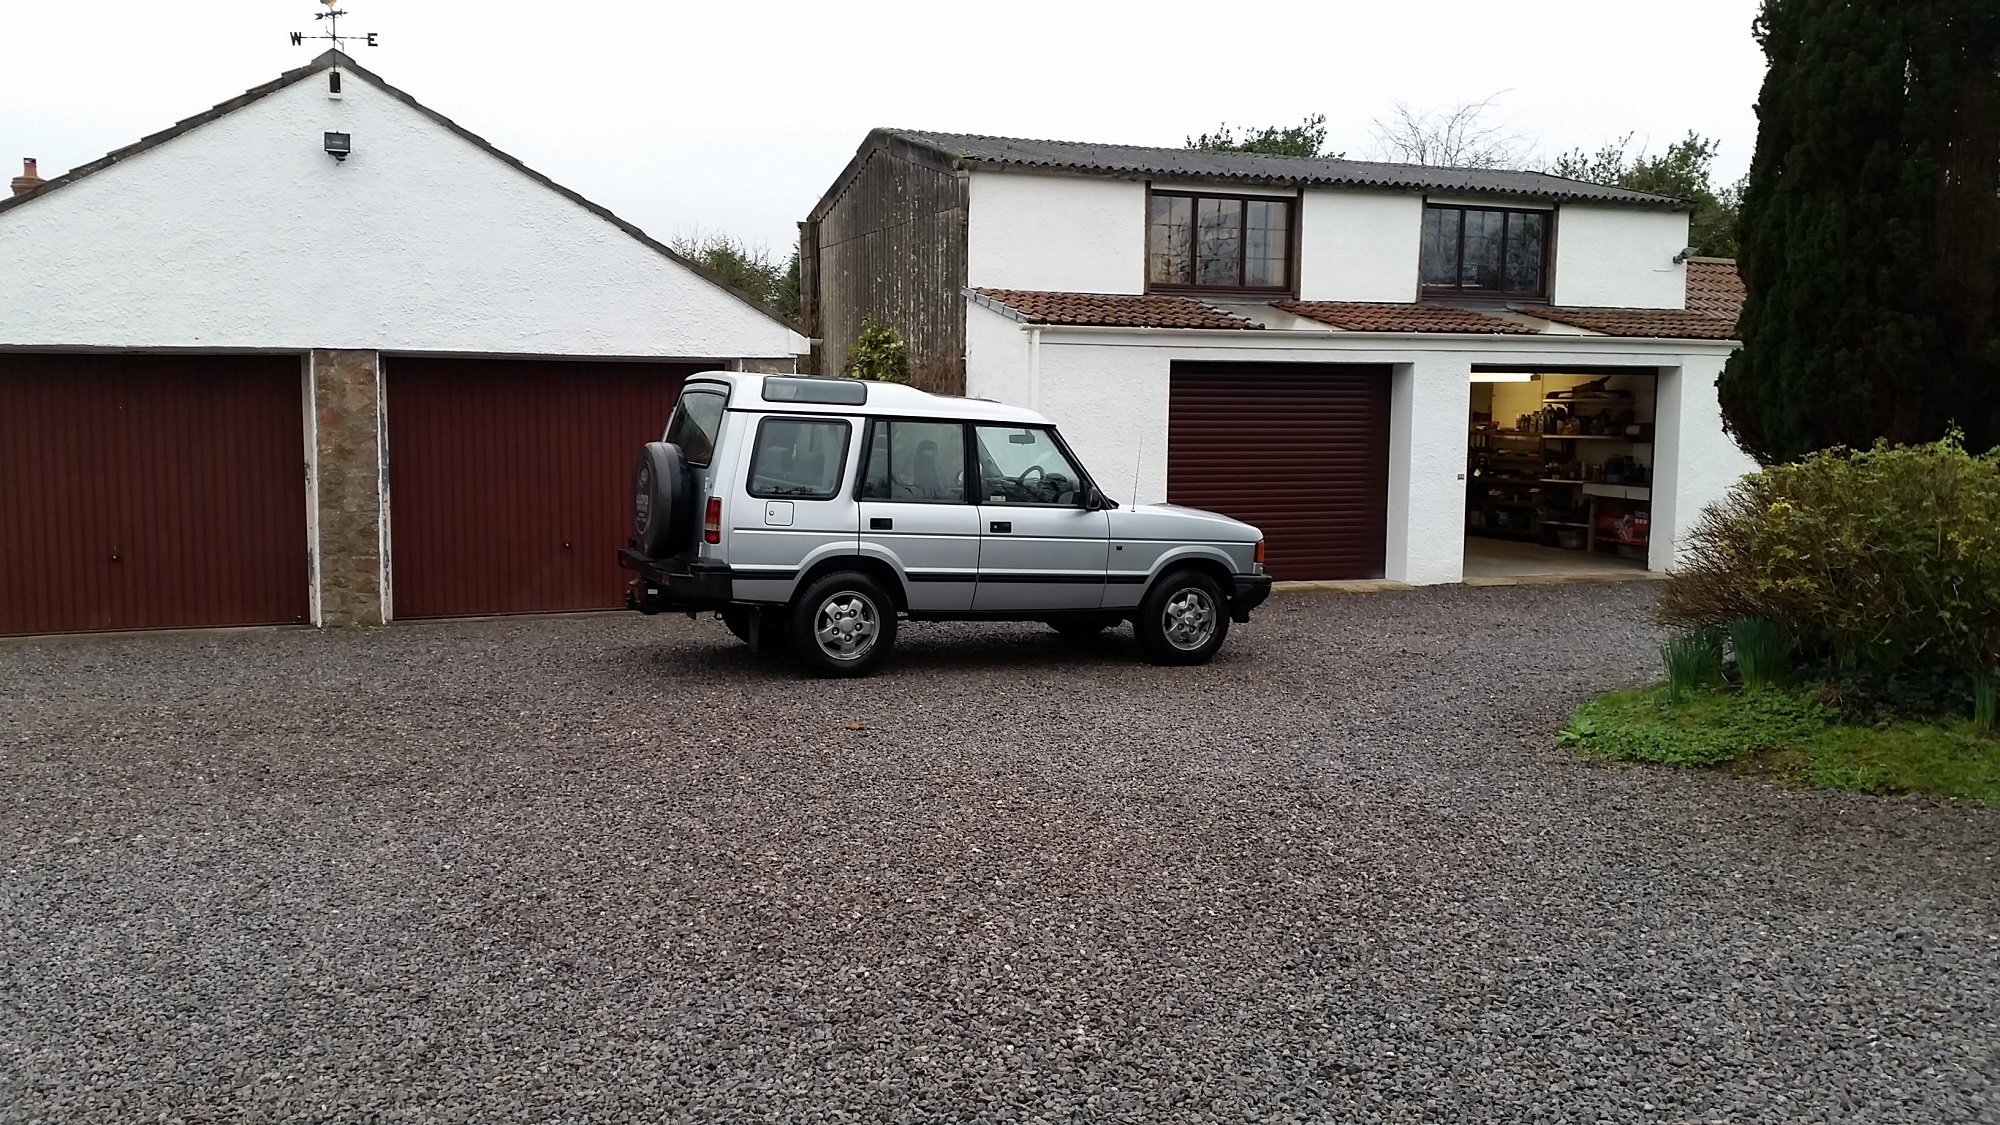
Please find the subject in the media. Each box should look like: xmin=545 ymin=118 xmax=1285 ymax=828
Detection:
xmin=1420 ymin=204 xmax=1550 ymax=298
xmin=1147 ymin=190 xmax=1293 ymax=292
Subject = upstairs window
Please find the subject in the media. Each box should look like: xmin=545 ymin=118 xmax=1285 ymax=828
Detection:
xmin=1148 ymin=191 xmax=1293 ymax=292
xmin=1421 ymin=204 xmax=1548 ymax=298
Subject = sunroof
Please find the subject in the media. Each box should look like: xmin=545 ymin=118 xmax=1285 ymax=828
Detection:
xmin=762 ymin=377 xmax=868 ymax=406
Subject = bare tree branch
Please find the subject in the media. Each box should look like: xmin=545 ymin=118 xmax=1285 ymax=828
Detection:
xmin=1369 ymin=95 xmax=1526 ymax=169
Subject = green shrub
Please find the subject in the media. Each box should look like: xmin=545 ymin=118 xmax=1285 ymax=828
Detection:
xmin=1662 ymin=627 xmax=1725 ymax=703
xmin=1560 ymin=683 xmax=1829 ymax=766
xmin=845 ymin=314 xmax=909 ymax=383
xmin=1729 ymin=616 xmax=1790 ymax=690
xmin=1561 ymin=684 xmax=2000 ymax=803
xmin=1659 ymin=435 xmax=2000 ymax=684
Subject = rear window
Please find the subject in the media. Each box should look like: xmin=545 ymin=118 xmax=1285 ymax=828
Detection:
xmin=748 ymin=417 xmax=852 ymax=499
xmin=664 ymin=388 xmax=726 ymax=466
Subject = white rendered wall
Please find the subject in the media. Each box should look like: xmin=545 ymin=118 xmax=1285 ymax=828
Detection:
xmin=1385 ymin=356 xmax=1473 ymax=584
xmin=1297 ymin=190 xmax=1423 ymax=303
xmin=967 ymin=314 xmax=1747 ymax=584
xmin=965 ymin=303 xmax=1033 ymax=408
xmin=1551 ymin=205 xmax=1690 ymax=309
xmin=1032 ymin=346 xmax=1170 ymax=509
xmin=967 ymin=171 xmax=1145 ymax=294
xmin=0 ymin=67 xmax=802 ymax=357
xmin=1649 ymin=354 xmax=1757 ymax=569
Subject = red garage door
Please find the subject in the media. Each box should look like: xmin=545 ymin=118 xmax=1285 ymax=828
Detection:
xmin=385 ymin=357 xmax=701 ymax=618
xmin=0 ymin=353 xmax=310 ymax=635
xmin=1168 ymin=363 xmax=1392 ymax=581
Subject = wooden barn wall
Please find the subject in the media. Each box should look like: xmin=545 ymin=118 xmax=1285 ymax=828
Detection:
xmin=811 ymin=144 xmax=968 ymax=393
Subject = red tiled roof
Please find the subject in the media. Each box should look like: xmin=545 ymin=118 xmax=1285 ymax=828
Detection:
xmin=1523 ymin=306 xmax=1740 ymax=340
xmin=968 ymin=284 xmax=1745 ymax=340
xmin=971 ymin=289 xmax=1261 ymax=329
xmin=1685 ymin=258 xmax=1745 ymax=322
xmin=1274 ymin=300 xmax=1538 ymax=334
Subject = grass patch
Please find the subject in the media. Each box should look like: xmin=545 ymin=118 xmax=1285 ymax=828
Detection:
xmin=1559 ymin=683 xmax=2000 ymax=804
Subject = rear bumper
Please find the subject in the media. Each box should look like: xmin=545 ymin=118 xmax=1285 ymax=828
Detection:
xmin=618 ymin=549 xmax=733 ymax=612
xmin=1230 ymin=573 xmax=1273 ymax=622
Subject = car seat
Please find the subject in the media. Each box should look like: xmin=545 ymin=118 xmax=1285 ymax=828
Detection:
xmin=913 ymin=440 xmax=942 ymax=498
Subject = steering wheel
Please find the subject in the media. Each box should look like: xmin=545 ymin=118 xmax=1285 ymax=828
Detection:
xmin=1016 ymin=465 xmax=1046 ymax=489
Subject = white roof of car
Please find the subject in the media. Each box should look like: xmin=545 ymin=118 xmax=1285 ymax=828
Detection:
xmin=689 ymin=371 xmax=1049 ymax=425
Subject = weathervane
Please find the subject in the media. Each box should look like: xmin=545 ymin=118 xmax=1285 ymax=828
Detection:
xmin=292 ymin=0 xmax=377 ymax=97
xmin=290 ymin=0 xmax=378 ymax=55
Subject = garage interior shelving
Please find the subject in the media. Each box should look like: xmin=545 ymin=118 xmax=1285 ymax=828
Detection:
xmin=1466 ymin=373 xmax=1656 ymax=563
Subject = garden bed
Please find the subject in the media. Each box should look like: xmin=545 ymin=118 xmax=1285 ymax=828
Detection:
xmin=1561 ymin=681 xmax=2000 ymax=803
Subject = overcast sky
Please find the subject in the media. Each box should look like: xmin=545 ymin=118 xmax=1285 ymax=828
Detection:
xmin=7 ymin=0 xmax=1766 ymax=259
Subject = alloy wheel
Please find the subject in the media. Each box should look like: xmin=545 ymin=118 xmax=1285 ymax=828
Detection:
xmin=1160 ymin=588 xmax=1217 ymax=651
xmin=813 ymin=592 xmax=879 ymax=662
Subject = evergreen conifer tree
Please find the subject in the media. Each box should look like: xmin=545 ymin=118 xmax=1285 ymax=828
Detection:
xmin=1719 ymin=0 xmax=2000 ymax=462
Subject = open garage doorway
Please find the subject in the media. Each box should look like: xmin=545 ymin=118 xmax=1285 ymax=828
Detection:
xmin=1463 ymin=367 xmax=1658 ymax=582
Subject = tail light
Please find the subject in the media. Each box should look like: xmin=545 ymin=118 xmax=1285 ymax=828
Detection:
xmin=703 ymin=496 xmax=722 ymax=544
xmin=1254 ymin=539 xmax=1266 ymax=566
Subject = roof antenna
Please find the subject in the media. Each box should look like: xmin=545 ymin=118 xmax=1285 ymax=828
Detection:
xmin=291 ymin=0 xmax=380 ymax=95
xmin=1130 ymin=429 xmax=1144 ymax=509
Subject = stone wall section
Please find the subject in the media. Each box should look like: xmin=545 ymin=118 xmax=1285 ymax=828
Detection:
xmin=311 ymin=349 xmax=385 ymax=625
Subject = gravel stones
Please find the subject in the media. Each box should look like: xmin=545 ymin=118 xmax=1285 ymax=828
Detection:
xmin=3 ymin=584 xmax=1996 ymax=1123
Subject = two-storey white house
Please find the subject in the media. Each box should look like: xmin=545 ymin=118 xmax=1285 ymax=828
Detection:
xmin=803 ymin=130 xmax=1753 ymax=585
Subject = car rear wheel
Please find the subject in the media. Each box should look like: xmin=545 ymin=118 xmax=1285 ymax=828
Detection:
xmin=1134 ymin=570 xmax=1229 ymax=666
xmin=790 ymin=572 xmax=897 ymax=678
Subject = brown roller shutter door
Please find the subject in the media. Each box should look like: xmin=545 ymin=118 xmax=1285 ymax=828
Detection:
xmin=385 ymin=357 xmax=700 ymax=618
xmin=0 ymin=353 xmax=310 ymax=635
xmin=1168 ymin=363 xmax=1392 ymax=581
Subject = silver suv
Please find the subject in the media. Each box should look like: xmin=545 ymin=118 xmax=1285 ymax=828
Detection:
xmin=620 ymin=373 xmax=1272 ymax=677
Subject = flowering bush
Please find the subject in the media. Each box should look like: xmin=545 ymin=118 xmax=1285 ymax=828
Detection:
xmin=1658 ymin=435 xmax=2000 ymax=676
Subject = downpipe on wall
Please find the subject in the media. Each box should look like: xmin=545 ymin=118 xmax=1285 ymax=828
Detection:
xmin=1028 ymin=326 xmax=1042 ymax=412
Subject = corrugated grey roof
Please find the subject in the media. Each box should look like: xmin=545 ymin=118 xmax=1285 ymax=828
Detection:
xmin=883 ymin=130 xmax=1687 ymax=210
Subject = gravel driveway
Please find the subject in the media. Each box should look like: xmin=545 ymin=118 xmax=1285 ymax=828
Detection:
xmin=3 ymin=584 xmax=1996 ymax=1124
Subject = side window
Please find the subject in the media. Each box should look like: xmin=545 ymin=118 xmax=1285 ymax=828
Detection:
xmin=747 ymin=417 xmax=851 ymax=499
xmin=664 ymin=388 xmax=727 ymax=467
xmin=972 ymin=426 xmax=1085 ymax=506
xmin=861 ymin=420 xmax=966 ymax=503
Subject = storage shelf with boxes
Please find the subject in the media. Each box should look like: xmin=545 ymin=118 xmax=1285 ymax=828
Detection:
xmin=1466 ymin=371 xmax=1657 ymax=566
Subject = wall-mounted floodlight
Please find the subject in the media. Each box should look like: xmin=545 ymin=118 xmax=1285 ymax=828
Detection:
xmin=1672 ymin=246 xmax=1700 ymax=264
xmin=323 ymin=132 xmax=351 ymax=162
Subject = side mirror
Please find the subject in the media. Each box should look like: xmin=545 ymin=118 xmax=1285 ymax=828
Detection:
xmin=1080 ymin=486 xmax=1111 ymax=510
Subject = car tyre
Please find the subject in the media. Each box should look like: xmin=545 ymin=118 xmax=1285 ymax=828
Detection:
xmin=633 ymin=442 xmax=695 ymax=558
xmin=790 ymin=571 xmax=897 ymax=678
xmin=1047 ymin=614 xmax=1121 ymax=640
xmin=1135 ymin=570 xmax=1229 ymax=666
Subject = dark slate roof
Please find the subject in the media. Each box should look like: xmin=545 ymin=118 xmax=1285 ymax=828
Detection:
xmin=0 ymin=51 xmax=797 ymax=332
xmin=969 ymin=290 xmax=1262 ymax=329
xmin=883 ymin=130 xmax=1687 ymax=209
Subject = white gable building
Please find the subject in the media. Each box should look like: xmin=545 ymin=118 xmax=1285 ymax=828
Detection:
xmin=0 ymin=51 xmax=805 ymax=635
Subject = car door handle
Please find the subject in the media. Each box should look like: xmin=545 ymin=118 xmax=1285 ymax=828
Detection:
xmin=989 ymin=521 xmax=1012 ymax=533
xmin=870 ymin=517 xmax=893 ymax=530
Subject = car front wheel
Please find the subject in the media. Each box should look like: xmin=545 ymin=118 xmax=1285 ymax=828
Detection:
xmin=790 ymin=572 xmax=897 ymax=677
xmin=1134 ymin=571 xmax=1229 ymax=666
